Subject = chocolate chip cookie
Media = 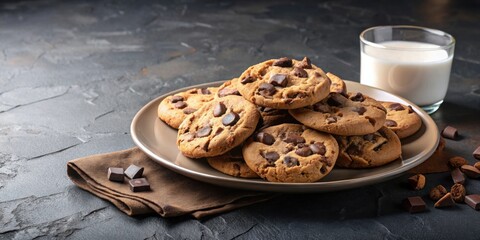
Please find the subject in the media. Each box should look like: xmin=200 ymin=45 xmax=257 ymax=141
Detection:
xmin=289 ymin=92 xmax=386 ymax=136
xmin=326 ymin=72 xmax=347 ymax=95
xmin=207 ymin=146 xmax=259 ymax=178
xmin=381 ymin=101 xmax=422 ymax=139
xmin=177 ymin=95 xmax=260 ymax=158
xmin=257 ymin=106 xmax=297 ymax=129
xmin=242 ymin=124 xmax=339 ymax=183
xmin=335 ymin=126 xmax=402 ymax=168
xmin=236 ymin=57 xmax=331 ymax=109
xmin=158 ymin=87 xmax=217 ymax=129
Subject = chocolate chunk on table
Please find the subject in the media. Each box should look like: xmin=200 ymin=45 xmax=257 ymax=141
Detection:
xmin=442 ymin=126 xmax=458 ymax=140
xmin=129 ymin=178 xmax=151 ymax=192
xmin=124 ymin=164 xmax=144 ymax=179
xmin=473 ymin=146 xmax=480 ymax=160
xmin=451 ymin=168 xmax=465 ymax=184
xmin=461 ymin=165 xmax=480 ymax=179
xmin=402 ymin=196 xmax=427 ymax=213
xmin=465 ymin=194 xmax=480 ymax=210
xmin=107 ymin=167 xmax=124 ymax=182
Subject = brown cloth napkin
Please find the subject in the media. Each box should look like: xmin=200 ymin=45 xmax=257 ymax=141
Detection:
xmin=409 ymin=137 xmax=450 ymax=174
xmin=67 ymin=147 xmax=274 ymax=219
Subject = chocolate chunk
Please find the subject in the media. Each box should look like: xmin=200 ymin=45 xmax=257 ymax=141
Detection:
xmin=222 ymin=112 xmax=240 ymax=126
xmin=408 ymin=105 xmax=415 ymax=113
xmin=310 ymin=142 xmax=326 ymax=155
xmin=326 ymin=116 xmax=337 ymax=124
xmin=442 ymin=126 xmax=458 ymax=140
xmin=434 ymin=193 xmax=455 ymax=208
xmin=196 ymin=125 xmax=212 ymax=138
xmin=349 ymin=92 xmax=365 ymax=102
xmin=256 ymin=132 xmax=275 ymax=145
xmin=352 ymin=106 xmax=367 ymax=115
xmin=313 ymin=103 xmax=330 ymax=113
xmin=269 ymin=74 xmax=288 ymax=87
xmin=291 ymin=67 xmax=308 ymax=78
xmin=263 ymin=151 xmax=280 ymax=163
xmin=402 ymin=196 xmax=427 ymax=213
xmin=461 ymin=165 xmax=480 ymax=178
xmin=200 ymin=88 xmax=211 ymax=94
xmin=451 ymin=183 xmax=466 ymax=203
xmin=129 ymin=178 xmax=150 ymax=192
xmin=465 ymin=194 xmax=480 ymax=210
xmin=385 ymin=119 xmax=398 ymax=127
xmin=389 ymin=103 xmax=405 ymax=111
xmin=451 ymin=168 xmax=465 ymax=184
xmin=295 ymin=147 xmax=312 ymax=157
xmin=124 ymin=164 xmax=144 ymax=179
xmin=258 ymin=82 xmax=277 ymax=96
xmin=182 ymin=108 xmax=196 ymax=114
xmin=429 ymin=185 xmax=448 ymax=201
xmin=284 ymin=133 xmax=305 ymax=144
xmin=473 ymin=146 xmax=480 ymax=160
xmin=284 ymin=156 xmax=299 ymax=167
xmin=107 ymin=167 xmax=124 ymax=182
xmin=346 ymin=144 xmax=362 ymax=156
xmin=213 ymin=102 xmax=227 ymax=117
xmin=174 ymin=101 xmax=187 ymax=109
xmin=241 ymin=74 xmax=256 ymax=84
xmin=171 ymin=95 xmax=184 ymax=103
xmin=218 ymin=88 xmax=240 ymax=97
xmin=294 ymin=57 xmax=312 ymax=69
xmin=408 ymin=174 xmax=426 ymax=190
xmin=273 ymin=57 xmax=292 ymax=67
xmin=475 ymin=161 xmax=480 ymax=170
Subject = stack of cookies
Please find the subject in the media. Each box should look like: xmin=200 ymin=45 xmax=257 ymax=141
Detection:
xmin=157 ymin=57 xmax=423 ymax=183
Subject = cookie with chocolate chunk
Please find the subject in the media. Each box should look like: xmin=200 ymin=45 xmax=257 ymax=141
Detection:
xmin=335 ymin=126 xmax=402 ymax=168
xmin=207 ymin=146 xmax=259 ymax=178
xmin=242 ymin=124 xmax=339 ymax=183
xmin=216 ymin=78 xmax=241 ymax=98
xmin=381 ymin=101 xmax=422 ymax=139
xmin=158 ymin=87 xmax=218 ymax=129
xmin=236 ymin=57 xmax=331 ymax=109
xmin=289 ymin=92 xmax=386 ymax=136
xmin=177 ymin=95 xmax=260 ymax=158
xmin=326 ymin=72 xmax=347 ymax=95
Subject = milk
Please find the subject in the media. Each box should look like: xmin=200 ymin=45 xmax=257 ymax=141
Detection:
xmin=360 ymin=41 xmax=452 ymax=106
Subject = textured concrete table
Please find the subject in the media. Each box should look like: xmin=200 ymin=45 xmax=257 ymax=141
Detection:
xmin=1 ymin=0 xmax=479 ymax=239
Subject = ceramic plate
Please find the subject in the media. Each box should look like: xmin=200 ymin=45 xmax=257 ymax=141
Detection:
xmin=131 ymin=81 xmax=439 ymax=193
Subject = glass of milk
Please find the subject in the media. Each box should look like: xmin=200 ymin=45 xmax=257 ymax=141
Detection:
xmin=360 ymin=25 xmax=455 ymax=114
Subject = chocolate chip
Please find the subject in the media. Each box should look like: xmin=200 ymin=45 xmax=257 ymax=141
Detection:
xmin=241 ymin=74 xmax=256 ymax=84
xmin=171 ymin=95 xmax=184 ymax=103
xmin=291 ymin=67 xmax=308 ymax=78
xmin=473 ymin=146 xmax=480 ymax=160
xmin=451 ymin=168 xmax=465 ymax=184
xmin=129 ymin=178 xmax=150 ymax=192
xmin=385 ymin=119 xmax=398 ymax=127
xmin=461 ymin=165 xmax=480 ymax=178
xmin=262 ymin=151 xmax=280 ymax=163
xmin=309 ymin=142 xmax=326 ymax=155
xmin=349 ymin=92 xmax=365 ymax=102
xmin=196 ymin=126 xmax=212 ymax=138
xmin=273 ymin=57 xmax=292 ymax=67
xmin=218 ymin=88 xmax=240 ymax=97
xmin=213 ymin=102 xmax=226 ymax=117
xmin=269 ymin=74 xmax=288 ymax=87
xmin=352 ymin=106 xmax=366 ymax=115
xmin=346 ymin=144 xmax=362 ymax=156
xmin=182 ymin=108 xmax=196 ymax=114
xmin=326 ymin=116 xmax=337 ymax=124
xmin=284 ymin=133 xmax=305 ymax=144
xmin=389 ymin=103 xmax=405 ymax=111
xmin=295 ymin=147 xmax=312 ymax=157
xmin=434 ymin=192 xmax=455 ymax=208
xmin=222 ymin=112 xmax=240 ymax=126
xmin=294 ymin=57 xmax=312 ymax=69
xmin=402 ymin=196 xmax=427 ymax=213
xmin=174 ymin=101 xmax=187 ymax=109
xmin=327 ymin=96 xmax=342 ymax=107
xmin=200 ymin=88 xmax=211 ymax=94
xmin=408 ymin=105 xmax=415 ymax=113
xmin=255 ymin=132 xmax=275 ymax=145
xmin=313 ymin=103 xmax=330 ymax=113
xmin=284 ymin=156 xmax=299 ymax=167
xmin=124 ymin=164 xmax=144 ymax=179
xmin=258 ymin=82 xmax=277 ymax=96
xmin=107 ymin=167 xmax=124 ymax=182
xmin=465 ymin=194 xmax=480 ymax=210
xmin=442 ymin=126 xmax=458 ymax=140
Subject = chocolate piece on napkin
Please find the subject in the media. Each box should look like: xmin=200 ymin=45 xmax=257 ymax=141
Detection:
xmin=67 ymin=147 xmax=275 ymax=219
xmin=409 ymin=137 xmax=450 ymax=174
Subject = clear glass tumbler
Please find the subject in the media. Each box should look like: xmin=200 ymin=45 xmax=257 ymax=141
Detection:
xmin=360 ymin=25 xmax=455 ymax=114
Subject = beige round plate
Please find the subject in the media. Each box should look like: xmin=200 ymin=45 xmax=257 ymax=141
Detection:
xmin=131 ymin=81 xmax=439 ymax=193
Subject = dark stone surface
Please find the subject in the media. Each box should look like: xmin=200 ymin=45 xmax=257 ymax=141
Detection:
xmin=0 ymin=0 xmax=479 ymax=239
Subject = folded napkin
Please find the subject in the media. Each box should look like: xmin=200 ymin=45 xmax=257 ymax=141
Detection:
xmin=67 ymin=147 xmax=274 ymax=219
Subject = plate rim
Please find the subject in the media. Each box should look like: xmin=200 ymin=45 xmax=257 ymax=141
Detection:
xmin=130 ymin=80 xmax=439 ymax=192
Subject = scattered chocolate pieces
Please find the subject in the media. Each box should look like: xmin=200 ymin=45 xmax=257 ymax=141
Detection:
xmin=124 ymin=164 xmax=144 ymax=179
xmin=461 ymin=165 xmax=480 ymax=178
xmin=474 ymin=146 xmax=480 ymax=160
xmin=434 ymin=192 xmax=455 ymax=208
xmin=408 ymin=174 xmax=426 ymax=190
xmin=429 ymin=185 xmax=448 ymax=201
xmin=451 ymin=168 xmax=465 ymax=184
xmin=465 ymin=194 xmax=480 ymax=210
xmin=222 ymin=112 xmax=240 ymax=126
xmin=269 ymin=74 xmax=288 ymax=87
xmin=442 ymin=126 xmax=458 ymax=140
xmin=129 ymin=178 xmax=151 ymax=192
xmin=273 ymin=57 xmax=293 ymax=67
xmin=213 ymin=103 xmax=226 ymax=117
xmin=256 ymin=132 xmax=275 ymax=145
xmin=451 ymin=183 xmax=466 ymax=203
xmin=403 ymin=196 xmax=427 ymax=213
xmin=107 ymin=167 xmax=124 ymax=182
xmin=448 ymin=156 xmax=468 ymax=168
